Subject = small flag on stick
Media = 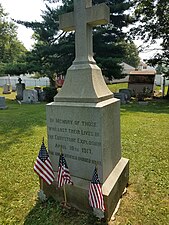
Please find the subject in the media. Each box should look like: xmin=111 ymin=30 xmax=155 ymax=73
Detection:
xmin=89 ymin=167 xmax=105 ymax=211
xmin=57 ymin=153 xmax=73 ymax=188
xmin=34 ymin=138 xmax=55 ymax=185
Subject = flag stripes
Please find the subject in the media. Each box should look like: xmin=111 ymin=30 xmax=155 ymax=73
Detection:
xmin=57 ymin=153 xmax=73 ymax=188
xmin=34 ymin=158 xmax=55 ymax=185
xmin=34 ymin=140 xmax=55 ymax=185
xmin=89 ymin=167 xmax=105 ymax=211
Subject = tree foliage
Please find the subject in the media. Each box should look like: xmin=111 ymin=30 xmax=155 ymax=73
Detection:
xmin=0 ymin=4 xmax=27 ymax=76
xmin=132 ymin=0 xmax=169 ymax=73
xmin=17 ymin=0 xmax=140 ymax=85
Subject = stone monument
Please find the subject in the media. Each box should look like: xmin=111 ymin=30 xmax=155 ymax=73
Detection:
xmin=45 ymin=0 xmax=129 ymax=220
xmin=22 ymin=89 xmax=39 ymax=103
xmin=2 ymin=84 xmax=11 ymax=94
xmin=0 ymin=96 xmax=7 ymax=109
xmin=16 ymin=78 xmax=25 ymax=100
xmin=114 ymin=92 xmax=127 ymax=104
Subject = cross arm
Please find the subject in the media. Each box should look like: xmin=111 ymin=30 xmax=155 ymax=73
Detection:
xmin=86 ymin=3 xmax=110 ymax=26
xmin=59 ymin=12 xmax=75 ymax=32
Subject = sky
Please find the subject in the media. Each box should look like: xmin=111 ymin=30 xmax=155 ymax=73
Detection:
xmin=0 ymin=0 xmax=58 ymax=49
xmin=1 ymin=0 xmax=161 ymax=62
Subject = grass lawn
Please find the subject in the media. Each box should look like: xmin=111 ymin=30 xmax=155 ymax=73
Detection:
xmin=0 ymin=86 xmax=169 ymax=225
xmin=107 ymin=83 xmax=128 ymax=93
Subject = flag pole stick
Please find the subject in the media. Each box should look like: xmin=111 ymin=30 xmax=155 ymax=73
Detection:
xmin=40 ymin=178 xmax=43 ymax=190
xmin=40 ymin=137 xmax=45 ymax=190
xmin=63 ymin=185 xmax=67 ymax=205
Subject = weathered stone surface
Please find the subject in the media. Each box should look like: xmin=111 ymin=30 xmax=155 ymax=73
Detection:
xmin=119 ymin=88 xmax=132 ymax=101
xmin=2 ymin=84 xmax=11 ymax=94
xmin=44 ymin=0 xmax=129 ymax=220
xmin=56 ymin=0 xmax=112 ymax=103
xmin=54 ymin=64 xmax=113 ymax=103
xmin=16 ymin=83 xmax=25 ymax=100
xmin=114 ymin=92 xmax=127 ymax=104
xmin=47 ymin=98 xmax=121 ymax=183
xmin=43 ymin=157 xmax=129 ymax=220
xmin=0 ymin=96 xmax=7 ymax=109
xmin=22 ymin=89 xmax=38 ymax=103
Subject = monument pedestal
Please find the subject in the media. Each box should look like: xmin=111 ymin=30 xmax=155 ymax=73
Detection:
xmin=43 ymin=157 xmax=129 ymax=220
xmin=46 ymin=98 xmax=129 ymax=220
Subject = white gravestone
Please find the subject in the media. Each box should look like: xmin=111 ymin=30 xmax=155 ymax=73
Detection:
xmin=22 ymin=89 xmax=38 ymax=103
xmin=45 ymin=0 xmax=129 ymax=220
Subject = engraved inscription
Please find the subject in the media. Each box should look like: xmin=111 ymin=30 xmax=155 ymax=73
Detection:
xmin=47 ymin=117 xmax=102 ymax=166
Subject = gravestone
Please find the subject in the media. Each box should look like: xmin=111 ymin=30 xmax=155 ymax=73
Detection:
xmin=114 ymin=92 xmax=127 ymax=104
xmin=3 ymin=84 xmax=11 ymax=94
xmin=119 ymin=88 xmax=132 ymax=101
xmin=16 ymin=78 xmax=25 ymax=100
xmin=12 ymin=85 xmax=16 ymax=92
xmin=34 ymin=86 xmax=43 ymax=101
xmin=0 ymin=96 xmax=7 ymax=109
xmin=45 ymin=0 xmax=129 ymax=220
xmin=22 ymin=89 xmax=38 ymax=103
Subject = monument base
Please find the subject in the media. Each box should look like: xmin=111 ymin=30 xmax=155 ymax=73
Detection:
xmin=54 ymin=63 xmax=113 ymax=103
xmin=42 ymin=157 xmax=129 ymax=221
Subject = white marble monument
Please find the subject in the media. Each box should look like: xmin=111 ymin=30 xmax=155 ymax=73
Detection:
xmin=45 ymin=0 xmax=129 ymax=220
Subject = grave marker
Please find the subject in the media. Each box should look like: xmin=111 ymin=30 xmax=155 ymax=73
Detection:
xmin=45 ymin=0 xmax=129 ymax=220
xmin=16 ymin=78 xmax=25 ymax=100
xmin=22 ymin=89 xmax=38 ymax=103
xmin=2 ymin=84 xmax=11 ymax=94
xmin=0 ymin=96 xmax=7 ymax=109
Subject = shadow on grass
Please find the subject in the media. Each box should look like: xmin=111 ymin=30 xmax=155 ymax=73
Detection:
xmin=24 ymin=198 xmax=107 ymax=225
xmin=0 ymin=99 xmax=47 ymax=131
xmin=0 ymin=99 xmax=48 ymax=151
xmin=121 ymin=99 xmax=169 ymax=114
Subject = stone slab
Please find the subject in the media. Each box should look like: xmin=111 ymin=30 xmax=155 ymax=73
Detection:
xmin=2 ymin=84 xmax=11 ymax=94
xmin=119 ymin=88 xmax=132 ymax=101
xmin=46 ymin=98 xmax=121 ymax=183
xmin=22 ymin=89 xmax=38 ymax=103
xmin=102 ymin=157 xmax=129 ymax=220
xmin=114 ymin=92 xmax=127 ymax=104
xmin=16 ymin=83 xmax=25 ymax=100
xmin=0 ymin=96 xmax=7 ymax=109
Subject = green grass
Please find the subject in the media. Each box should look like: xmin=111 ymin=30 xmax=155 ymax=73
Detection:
xmin=0 ymin=87 xmax=169 ymax=225
xmin=107 ymin=83 xmax=128 ymax=93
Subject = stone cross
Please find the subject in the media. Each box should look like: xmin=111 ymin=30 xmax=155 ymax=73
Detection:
xmin=59 ymin=0 xmax=110 ymax=65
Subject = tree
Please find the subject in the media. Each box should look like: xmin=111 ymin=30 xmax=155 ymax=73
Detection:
xmin=131 ymin=0 xmax=169 ymax=68
xmin=119 ymin=41 xmax=140 ymax=68
xmin=0 ymin=4 xmax=27 ymax=76
xmin=132 ymin=0 xmax=169 ymax=96
xmin=17 ymin=0 xmax=139 ymax=85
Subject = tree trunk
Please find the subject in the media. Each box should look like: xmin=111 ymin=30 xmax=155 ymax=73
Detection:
xmin=166 ymin=85 xmax=169 ymax=99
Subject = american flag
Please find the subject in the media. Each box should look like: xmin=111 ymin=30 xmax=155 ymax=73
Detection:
xmin=89 ymin=167 xmax=105 ymax=211
xmin=34 ymin=140 xmax=55 ymax=185
xmin=57 ymin=153 xmax=73 ymax=188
